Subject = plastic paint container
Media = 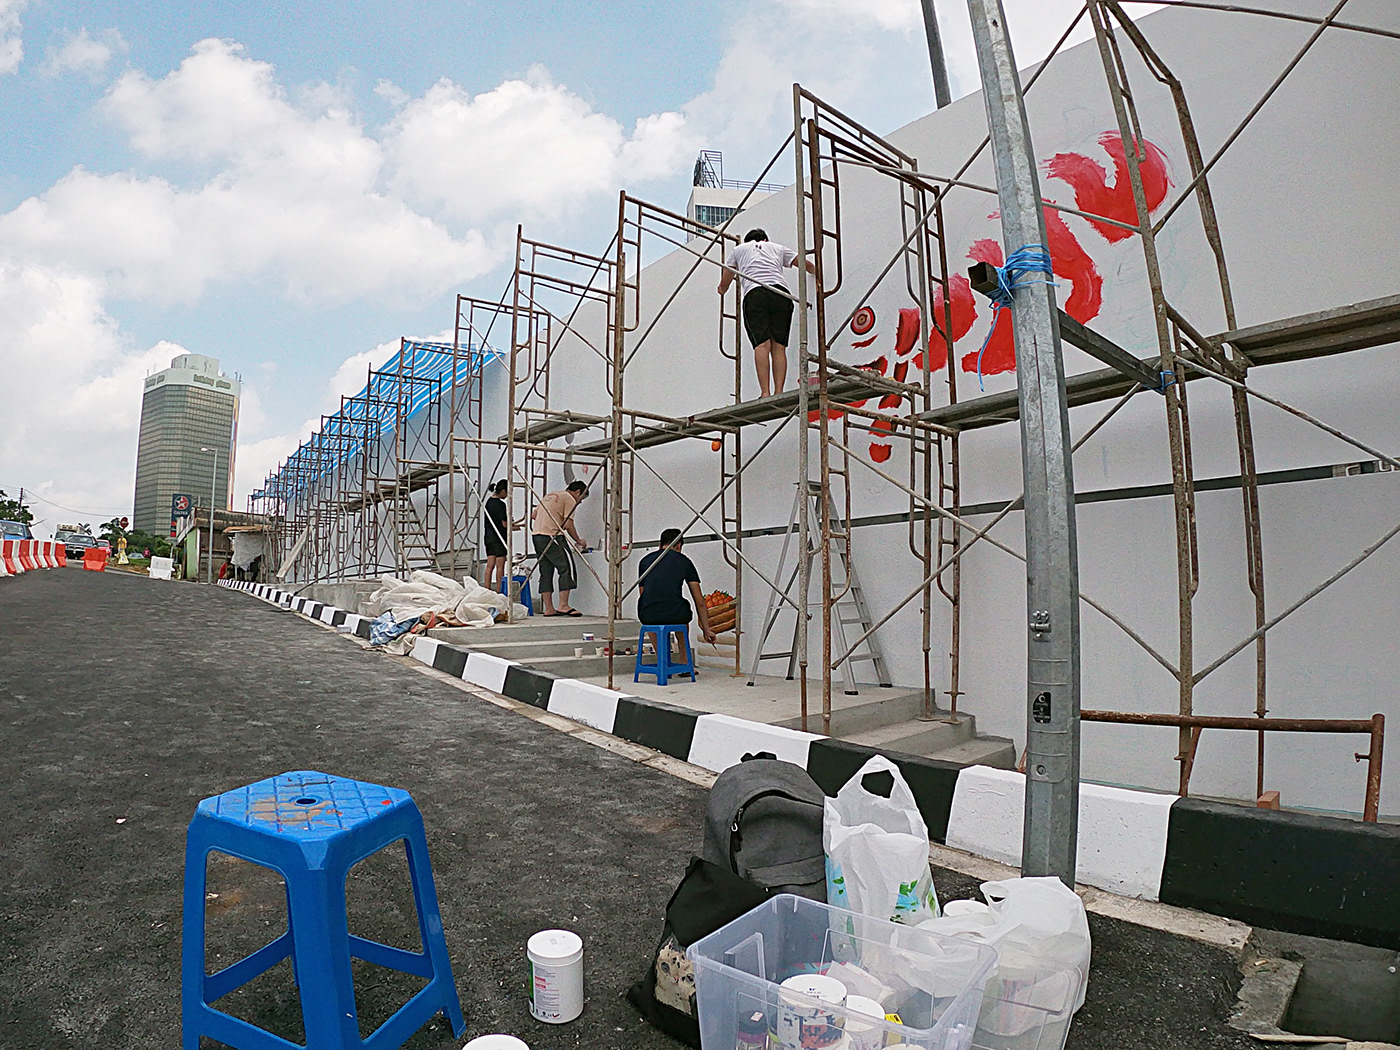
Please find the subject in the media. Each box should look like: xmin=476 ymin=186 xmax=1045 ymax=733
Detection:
xmin=527 ymin=929 xmax=584 ymax=1023
xmin=773 ymin=973 xmax=847 ymax=1050
xmin=463 ymin=1037 xmax=530 ymax=1050
xmin=842 ymin=995 xmax=888 ymax=1050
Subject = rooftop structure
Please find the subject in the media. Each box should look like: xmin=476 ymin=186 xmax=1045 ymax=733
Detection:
xmin=685 ymin=150 xmax=782 ymax=238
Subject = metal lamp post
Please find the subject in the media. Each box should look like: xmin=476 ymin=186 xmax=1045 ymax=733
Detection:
xmin=966 ymin=0 xmax=1083 ymax=886
xmin=200 ymin=446 xmax=219 ymax=584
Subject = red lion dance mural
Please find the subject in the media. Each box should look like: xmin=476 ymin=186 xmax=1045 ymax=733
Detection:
xmin=837 ymin=132 xmax=1172 ymax=460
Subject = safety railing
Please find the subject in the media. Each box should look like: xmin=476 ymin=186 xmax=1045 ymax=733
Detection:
xmin=1081 ymin=709 xmax=1385 ymax=821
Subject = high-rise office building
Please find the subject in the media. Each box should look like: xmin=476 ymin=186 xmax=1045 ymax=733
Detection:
xmin=132 ymin=353 xmax=240 ymax=534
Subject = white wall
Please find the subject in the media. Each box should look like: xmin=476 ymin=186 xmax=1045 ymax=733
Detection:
xmin=525 ymin=1 xmax=1400 ymax=815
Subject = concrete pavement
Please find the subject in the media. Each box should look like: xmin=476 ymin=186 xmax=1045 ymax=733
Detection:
xmin=1 ymin=568 xmax=1257 ymax=1049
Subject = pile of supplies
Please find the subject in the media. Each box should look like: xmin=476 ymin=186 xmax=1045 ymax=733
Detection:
xmin=630 ymin=754 xmax=1091 ymax=1050
xmin=363 ymin=570 xmax=529 ymax=651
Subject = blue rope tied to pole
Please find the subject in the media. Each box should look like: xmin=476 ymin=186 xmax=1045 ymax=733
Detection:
xmin=973 ymin=244 xmax=1057 ymax=390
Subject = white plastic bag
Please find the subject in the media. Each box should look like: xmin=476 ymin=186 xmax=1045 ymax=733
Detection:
xmin=919 ymin=876 xmax=1091 ymax=1035
xmin=824 ymin=755 xmax=939 ymax=925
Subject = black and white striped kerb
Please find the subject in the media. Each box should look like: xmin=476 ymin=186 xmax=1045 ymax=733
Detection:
xmin=222 ymin=580 xmax=370 ymax=639
xmin=220 ymin=580 xmax=1400 ymax=950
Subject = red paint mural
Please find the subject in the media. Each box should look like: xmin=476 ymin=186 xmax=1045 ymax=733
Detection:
xmin=1044 ymin=132 xmax=1172 ymax=244
xmin=828 ymin=131 xmax=1172 ymax=459
xmin=959 ymin=206 xmax=1105 ymax=378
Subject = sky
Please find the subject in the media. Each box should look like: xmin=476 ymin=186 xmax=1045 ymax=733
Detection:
xmin=0 ymin=0 xmax=1114 ymax=527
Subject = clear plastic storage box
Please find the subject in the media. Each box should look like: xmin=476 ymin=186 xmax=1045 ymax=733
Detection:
xmin=969 ymin=957 xmax=1078 ymax=1050
xmin=688 ymin=894 xmax=999 ymax=1050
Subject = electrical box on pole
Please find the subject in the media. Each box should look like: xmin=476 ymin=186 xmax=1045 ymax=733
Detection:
xmin=965 ymin=0 xmax=1083 ymax=886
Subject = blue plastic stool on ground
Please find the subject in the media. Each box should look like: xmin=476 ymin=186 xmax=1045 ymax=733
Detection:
xmin=634 ymin=623 xmax=696 ymax=686
xmin=499 ymin=574 xmax=533 ymax=616
xmin=182 ymin=771 xmax=465 ymax=1049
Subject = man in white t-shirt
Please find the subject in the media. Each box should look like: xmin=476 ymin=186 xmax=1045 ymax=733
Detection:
xmin=718 ymin=229 xmax=815 ymax=398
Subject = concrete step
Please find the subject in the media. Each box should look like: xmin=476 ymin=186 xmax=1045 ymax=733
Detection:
xmin=844 ymin=714 xmax=976 ymax=756
xmin=429 ymin=617 xmax=640 ymax=646
xmin=460 ymin=637 xmax=616 ymax=661
xmin=924 ymin=735 xmax=1017 ymax=769
xmin=517 ymin=653 xmax=722 ymax=681
xmin=519 ymin=653 xmax=619 ymax=678
xmin=772 ymin=690 xmax=927 ymax=735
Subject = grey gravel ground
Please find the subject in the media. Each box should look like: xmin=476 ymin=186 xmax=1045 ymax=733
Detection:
xmin=0 ymin=568 xmax=1254 ymax=1050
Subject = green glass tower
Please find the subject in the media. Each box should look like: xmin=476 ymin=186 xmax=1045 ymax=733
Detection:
xmin=132 ymin=354 xmax=241 ymax=534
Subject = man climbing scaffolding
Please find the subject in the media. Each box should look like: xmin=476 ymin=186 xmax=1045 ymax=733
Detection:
xmin=717 ymin=229 xmax=816 ymax=399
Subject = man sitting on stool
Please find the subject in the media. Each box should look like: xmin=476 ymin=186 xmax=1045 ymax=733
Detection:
xmin=638 ymin=529 xmax=717 ymax=649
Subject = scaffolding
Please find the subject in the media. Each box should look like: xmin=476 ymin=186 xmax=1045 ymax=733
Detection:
xmin=250 ymin=337 xmax=499 ymax=582
xmin=250 ymin=0 xmax=1399 ymax=815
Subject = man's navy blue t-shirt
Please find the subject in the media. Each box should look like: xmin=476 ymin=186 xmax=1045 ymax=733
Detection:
xmin=637 ymin=548 xmax=700 ymax=625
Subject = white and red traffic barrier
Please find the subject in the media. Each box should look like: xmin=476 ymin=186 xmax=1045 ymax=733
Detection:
xmin=1 ymin=538 xmax=69 ymax=575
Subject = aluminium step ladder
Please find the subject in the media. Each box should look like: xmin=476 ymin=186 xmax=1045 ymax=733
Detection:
xmin=746 ymin=481 xmax=892 ymax=694
xmin=392 ymin=494 xmax=439 ymax=573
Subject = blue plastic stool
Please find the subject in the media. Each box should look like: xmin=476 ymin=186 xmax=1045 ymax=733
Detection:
xmin=500 ymin=574 xmax=533 ymax=616
xmin=182 ymin=771 xmax=466 ymax=1049
xmin=634 ymin=623 xmax=696 ymax=686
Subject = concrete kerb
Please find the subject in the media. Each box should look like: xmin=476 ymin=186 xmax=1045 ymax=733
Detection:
xmin=217 ymin=580 xmax=1400 ymax=951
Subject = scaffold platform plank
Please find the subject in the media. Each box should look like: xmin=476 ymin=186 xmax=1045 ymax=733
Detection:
xmin=920 ymin=293 xmax=1400 ymax=433
xmin=575 ymin=372 xmax=898 ymax=453
xmin=505 ymin=411 xmax=608 ymax=444
xmin=340 ymin=465 xmax=452 ymax=512
xmin=1222 ymin=292 xmax=1400 ymax=364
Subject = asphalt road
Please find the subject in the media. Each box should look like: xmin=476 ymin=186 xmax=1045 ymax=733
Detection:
xmin=0 ymin=568 xmax=1255 ymax=1049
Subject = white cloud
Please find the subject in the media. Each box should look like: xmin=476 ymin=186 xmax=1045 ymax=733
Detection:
xmin=685 ymin=0 xmax=1162 ymax=170
xmin=0 ymin=39 xmax=493 ymax=305
xmin=0 ymin=40 xmax=703 ymax=309
xmin=0 ymin=0 xmax=26 ymax=74
xmin=42 ymin=27 xmax=127 ymax=78
xmin=385 ymin=67 xmax=699 ymax=225
xmin=231 ymin=334 xmax=419 ymax=504
xmin=0 ymin=257 xmax=177 ymax=518
xmin=775 ymin=0 xmax=923 ymax=34
xmin=0 ymin=36 xmax=710 ymax=514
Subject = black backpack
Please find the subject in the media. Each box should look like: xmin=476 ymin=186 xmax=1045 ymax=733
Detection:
xmin=628 ymin=756 xmax=828 ymax=1047
xmin=702 ymin=754 xmax=827 ymax=899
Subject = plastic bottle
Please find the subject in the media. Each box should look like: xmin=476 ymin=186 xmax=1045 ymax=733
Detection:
xmin=735 ymin=1009 xmax=767 ymax=1049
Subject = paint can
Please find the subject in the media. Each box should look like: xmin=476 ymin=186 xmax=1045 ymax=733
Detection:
xmin=527 ymin=929 xmax=584 ymax=1023
xmin=772 ymin=973 xmax=847 ymax=1050
xmin=842 ymin=995 xmax=888 ymax=1050
xmin=582 ymin=633 xmax=595 ymax=641
xmin=462 ymin=1036 xmax=530 ymax=1050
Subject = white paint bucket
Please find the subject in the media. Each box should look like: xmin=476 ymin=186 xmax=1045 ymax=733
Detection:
xmin=463 ymin=1037 xmax=529 ymax=1050
xmin=772 ymin=973 xmax=847 ymax=1050
xmin=842 ymin=994 xmax=888 ymax=1050
xmin=527 ymin=929 xmax=584 ymax=1023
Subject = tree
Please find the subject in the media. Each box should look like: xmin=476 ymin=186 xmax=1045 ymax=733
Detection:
xmin=125 ymin=528 xmax=171 ymax=558
xmin=0 ymin=490 xmax=33 ymax=524
xmin=100 ymin=517 xmax=128 ymax=544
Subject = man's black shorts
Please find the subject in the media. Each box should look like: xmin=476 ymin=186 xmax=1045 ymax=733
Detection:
xmin=742 ymin=286 xmax=794 ymax=348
